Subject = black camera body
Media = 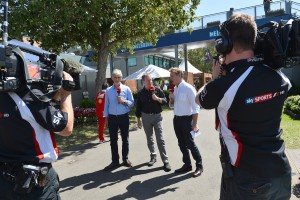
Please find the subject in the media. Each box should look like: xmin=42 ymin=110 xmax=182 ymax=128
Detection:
xmin=0 ymin=42 xmax=82 ymax=101
xmin=0 ymin=45 xmax=25 ymax=91
xmin=254 ymin=18 xmax=300 ymax=69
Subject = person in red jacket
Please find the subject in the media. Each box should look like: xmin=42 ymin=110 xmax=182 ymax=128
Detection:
xmin=96 ymin=83 xmax=109 ymax=143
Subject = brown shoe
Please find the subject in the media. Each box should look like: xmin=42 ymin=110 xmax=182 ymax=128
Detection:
xmin=192 ymin=167 xmax=203 ymax=178
xmin=122 ymin=160 xmax=132 ymax=167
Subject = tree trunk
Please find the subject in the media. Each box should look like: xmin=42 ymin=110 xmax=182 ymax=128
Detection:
xmin=95 ymin=47 xmax=109 ymax=94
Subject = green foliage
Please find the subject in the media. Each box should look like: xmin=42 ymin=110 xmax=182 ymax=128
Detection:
xmin=281 ymin=113 xmax=300 ymax=149
xmin=179 ymin=47 xmax=216 ymax=73
xmin=79 ymin=99 xmax=96 ymax=108
xmin=284 ymin=95 xmax=300 ymax=114
xmin=132 ymin=90 xmax=138 ymax=100
xmin=266 ymin=9 xmax=285 ymax=17
xmin=8 ymin=0 xmax=201 ymax=93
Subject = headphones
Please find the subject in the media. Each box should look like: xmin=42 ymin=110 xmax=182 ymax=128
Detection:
xmin=215 ymin=21 xmax=233 ymax=55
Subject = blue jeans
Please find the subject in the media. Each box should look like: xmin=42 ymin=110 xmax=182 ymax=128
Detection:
xmin=108 ymin=113 xmax=130 ymax=163
xmin=220 ymin=166 xmax=291 ymax=200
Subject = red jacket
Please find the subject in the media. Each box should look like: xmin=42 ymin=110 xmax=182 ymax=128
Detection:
xmin=96 ymin=90 xmax=106 ymax=118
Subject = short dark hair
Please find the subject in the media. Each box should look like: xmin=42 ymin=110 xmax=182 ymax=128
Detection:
xmin=141 ymin=73 xmax=151 ymax=81
xmin=223 ymin=13 xmax=257 ymax=52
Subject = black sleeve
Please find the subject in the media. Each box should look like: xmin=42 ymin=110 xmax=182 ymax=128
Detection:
xmin=198 ymin=79 xmax=226 ymax=109
xmin=135 ymin=91 xmax=142 ymax=118
xmin=24 ymin=89 xmax=68 ymax=132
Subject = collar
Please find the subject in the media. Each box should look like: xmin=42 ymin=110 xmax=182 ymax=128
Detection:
xmin=224 ymin=57 xmax=263 ymax=73
xmin=177 ymin=79 xmax=185 ymax=88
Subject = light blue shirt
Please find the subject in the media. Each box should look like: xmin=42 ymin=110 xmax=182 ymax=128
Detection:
xmin=104 ymin=84 xmax=134 ymax=117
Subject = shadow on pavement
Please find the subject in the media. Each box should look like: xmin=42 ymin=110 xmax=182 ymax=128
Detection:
xmin=107 ymin=173 xmax=191 ymax=200
xmin=58 ymin=142 xmax=99 ymax=160
xmin=292 ymin=182 xmax=300 ymax=198
xmin=59 ymin=163 xmax=191 ymax=199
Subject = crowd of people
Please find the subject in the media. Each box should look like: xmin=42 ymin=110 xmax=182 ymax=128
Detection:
xmin=0 ymin=12 xmax=292 ymax=200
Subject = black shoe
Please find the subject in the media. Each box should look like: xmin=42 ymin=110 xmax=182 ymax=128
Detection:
xmin=122 ymin=160 xmax=132 ymax=167
xmin=104 ymin=162 xmax=120 ymax=171
xmin=148 ymin=158 xmax=157 ymax=167
xmin=174 ymin=164 xmax=192 ymax=173
xmin=192 ymin=167 xmax=203 ymax=178
xmin=163 ymin=162 xmax=172 ymax=172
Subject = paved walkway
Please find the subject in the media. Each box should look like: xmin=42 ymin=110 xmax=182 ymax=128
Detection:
xmin=53 ymin=109 xmax=300 ymax=200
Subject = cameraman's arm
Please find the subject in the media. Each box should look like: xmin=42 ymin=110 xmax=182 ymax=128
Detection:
xmin=53 ymin=72 xmax=74 ymax=136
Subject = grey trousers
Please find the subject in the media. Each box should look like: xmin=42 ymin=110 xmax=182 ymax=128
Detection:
xmin=141 ymin=112 xmax=169 ymax=163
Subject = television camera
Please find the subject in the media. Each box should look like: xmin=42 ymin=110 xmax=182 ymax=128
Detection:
xmin=215 ymin=16 xmax=300 ymax=70
xmin=254 ymin=18 xmax=300 ymax=69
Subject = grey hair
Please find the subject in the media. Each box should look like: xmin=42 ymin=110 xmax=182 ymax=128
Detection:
xmin=112 ymin=69 xmax=123 ymax=77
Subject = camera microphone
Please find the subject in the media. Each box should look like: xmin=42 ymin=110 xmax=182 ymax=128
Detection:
xmin=169 ymin=85 xmax=174 ymax=93
xmin=61 ymin=58 xmax=84 ymax=91
xmin=117 ymin=87 xmax=121 ymax=95
xmin=150 ymin=86 xmax=155 ymax=94
xmin=61 ymin=57 xmax=84 ymax=75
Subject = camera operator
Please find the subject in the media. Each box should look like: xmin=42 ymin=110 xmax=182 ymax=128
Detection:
xmin=0 ymin=70 xmax=74 ymax=199
xmin=196 ymin=13 xmax=292 ymax=199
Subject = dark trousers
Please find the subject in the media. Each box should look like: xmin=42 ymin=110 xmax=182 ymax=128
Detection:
xmin=108 ymin=113 xmax=130 ymax=163
xmin=0 ymin=166 xmax=60 ymax=200
xmin=173 ymin=115 xmax=202 ymax=168
xmin=220 ymin=167 xmax=291 ymax=200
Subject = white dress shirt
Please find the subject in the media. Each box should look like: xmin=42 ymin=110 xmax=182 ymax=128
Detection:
xmin=174 ymin=80 xmax=200 ymax=116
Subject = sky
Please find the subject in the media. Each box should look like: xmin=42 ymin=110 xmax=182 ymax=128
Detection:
xmin=196 ymin=0 xmax=267 ymax=16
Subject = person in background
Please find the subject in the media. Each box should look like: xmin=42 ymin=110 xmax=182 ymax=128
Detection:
xmin=264 ymin=0 xmax=272 ymax=15
xmin=196 ymin=13 xmax=291 ymax=199
xmin=96 ymin=82 xmax=109 ymax=143
xmin=169 ymin=67 xmax=203 ymax=178
xmin=103 ymin=69 xmax=134 ymax=171
xmin=136 ymin=73 xmax=171 ymax=172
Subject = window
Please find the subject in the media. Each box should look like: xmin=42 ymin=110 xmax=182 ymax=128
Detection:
xmin=128 ymin=57 xmax=137 ymax=67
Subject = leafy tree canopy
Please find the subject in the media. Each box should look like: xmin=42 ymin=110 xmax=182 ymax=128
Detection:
xmin=7 ymin=0 xmax=201 ymax=92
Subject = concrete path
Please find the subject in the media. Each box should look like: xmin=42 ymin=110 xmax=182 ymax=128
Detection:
xmin=53 ymin=109 xmax=300 ymax=200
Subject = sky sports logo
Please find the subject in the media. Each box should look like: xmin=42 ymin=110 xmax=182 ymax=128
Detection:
xmin=245 ymin=90 xmax=285 ymax=105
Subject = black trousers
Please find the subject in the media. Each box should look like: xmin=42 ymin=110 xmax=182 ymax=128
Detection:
xmin=0 ymin=166 xmax=60 ymax=200
xmin=173 ymin=115 xmax=202 ymax=168
xmin=108 ymin=113 xmax=130 ymax=163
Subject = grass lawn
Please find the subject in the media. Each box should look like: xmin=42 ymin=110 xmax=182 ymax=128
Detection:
xmin=281 ymin=113 xmax=300 ymax=149
xmin=56 ymin=109 xmax=300 ymax=152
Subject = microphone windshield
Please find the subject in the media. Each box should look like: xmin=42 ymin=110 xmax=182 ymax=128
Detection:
xmin=61 ymin=58 xmax=84 ymax=75
xmin=169 ymin=85 xmax=174 ymax=93
xmin=117 ymin=87 xmax=121 ymax=94
xmin=150 ymin=86 xmax=155 ymax=93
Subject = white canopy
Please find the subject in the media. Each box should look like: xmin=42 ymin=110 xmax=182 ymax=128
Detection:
xmin=123 ymin=64 xmax=170 ymax=80
xmin=179 ymin=60 xmax=202 ymax=74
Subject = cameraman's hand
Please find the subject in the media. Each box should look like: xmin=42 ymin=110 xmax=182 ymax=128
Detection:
xmin=63 ymin=71 xmax=74 ymax=82
xmin=55 ymin=71 xmax=74 ymax=137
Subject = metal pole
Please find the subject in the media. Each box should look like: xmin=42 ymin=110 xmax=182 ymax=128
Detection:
xmin=2 ymin=0 xmax=8 ymax=46
xmin=184 ymin=44 xmax=188 ymax=72
xmin=175 ymin=45 xmax=179 ymax=67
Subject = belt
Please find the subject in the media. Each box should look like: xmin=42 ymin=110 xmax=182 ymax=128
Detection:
xmin=174 ymin=115 xmax=192 ymax=118
xmin=0 ymin=162 xmax=52 ymax=183
xmin=109 ymin=113 xmax=128 ymax=117
xmin=142 ymin=112 xmax=160 ymax=115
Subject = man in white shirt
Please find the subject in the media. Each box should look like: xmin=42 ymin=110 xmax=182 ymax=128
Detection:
xmin=169 ymin=67 xmax=203 ymax=178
